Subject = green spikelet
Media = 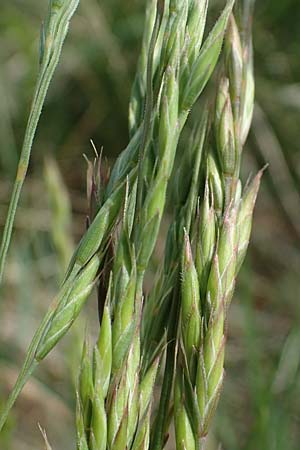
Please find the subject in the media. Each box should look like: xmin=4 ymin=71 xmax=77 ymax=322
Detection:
xmin=94 ymin=305 xmax=112 ymax=397
xmin=129 ymin=0 xmax=158 ymax=136
xmin=181 ymin=0 xmax=235 ymax=111
xmin=174 ymin=371 xmax=196 ymax=450
xmin=181 ymin=232 xmax=201 ymax=375
xmin=76 ymin=391 xmax=89 ymax=450
xmin=37 ymin=253 xmax=100 ymax=359
xmin=78 ymin=338 xmax=94 ymax=431
xmin=236 ymin=169 xmax=264 ymax=272
xmin=196 ymin=181 xmax=216 ymax=300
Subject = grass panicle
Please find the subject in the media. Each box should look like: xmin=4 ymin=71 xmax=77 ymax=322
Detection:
xmin=0 ymin=3 xmax=263 ymax=450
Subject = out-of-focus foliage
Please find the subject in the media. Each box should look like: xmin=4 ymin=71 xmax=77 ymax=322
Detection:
xmin=0 ymin=1 xmax=299 ymax=449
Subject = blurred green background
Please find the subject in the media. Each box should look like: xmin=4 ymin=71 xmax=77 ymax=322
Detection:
xmin=0 ymin=1 xmax=300 ymax=449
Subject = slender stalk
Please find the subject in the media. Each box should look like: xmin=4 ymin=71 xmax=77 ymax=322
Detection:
xmin=0 ymin=0 xmax=80 ymax=284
